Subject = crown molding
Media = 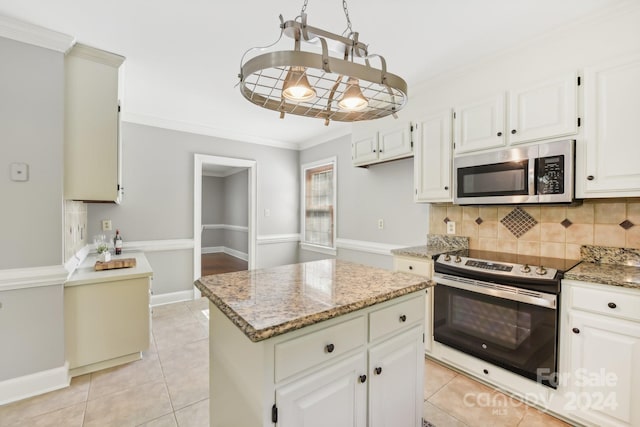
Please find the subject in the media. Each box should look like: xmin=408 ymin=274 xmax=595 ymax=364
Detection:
xmin=0 ymin=14 xmax=74 ymax=53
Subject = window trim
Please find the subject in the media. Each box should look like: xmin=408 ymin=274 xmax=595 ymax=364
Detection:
xmin=300 ymin=157 xmax=337 ymax=255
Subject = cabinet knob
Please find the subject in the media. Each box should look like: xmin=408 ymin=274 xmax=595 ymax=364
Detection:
xmin=497 ymin=132 xmax=502 ymax=137
xmin=325 ymin=343 xmax=335 ymax=353
xmin=372 ymin=149 xmax=377 ymax=153
xmin=379 ymin=149 xmax=383 ymax=153
xmin=572 ymin=327 xmax=580 ymax=334
xmin=399 ymin=314 xmax=407 ymax=322
xmin=444 ymin=186 xmax=449 ymax=190
xmin=359 ymin=374 xmax=367 ymax=383
xmin=408 ymin=265 xmax=413 ymax=270
xmin=483 ymin=369 xmax=489 ymax=375
xmin=511 ymin=129 xmax=517 ymax=134
xmin=374 ymin=367 xmax=382 ymax=375
xmin=608 ymin=302 xmax=617 ymax=309
xmin=587 ymin=175 xmax=595 ymax=181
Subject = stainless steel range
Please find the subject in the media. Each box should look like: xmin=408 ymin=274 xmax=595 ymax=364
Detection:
xmin=432 ymin=250 xmax=580 ymax=388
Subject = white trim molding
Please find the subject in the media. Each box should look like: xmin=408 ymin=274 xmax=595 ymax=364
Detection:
xmin=124 ymin=239 xmax=194 ymax=252
xmin=202 ymin=224 xmax=249 ymax=233
xmin=256 ymin=234 xmax=301 ymax=245
xmin=299 ymin=243 xmax=337 ymax=256
xmin=151 ymin=290 xmax=195 ymax=307
xmin=0 ymin=362 xmax=69 ymax=405
xmin=336 ymin=238 xmax=407 ymax=256
xmin=0 ymin=265 xmax=68 ymax=292
xmin=201 ymin=246 xmax=249 ymax=261
xmin=0 ymin=14 xmax=75 ymax=53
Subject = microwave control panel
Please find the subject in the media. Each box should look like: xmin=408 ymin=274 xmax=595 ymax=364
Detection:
xmin=537 ymin=155 xmax=564 ymax=195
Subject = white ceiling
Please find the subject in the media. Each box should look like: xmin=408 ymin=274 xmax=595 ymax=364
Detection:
xmin=0 ymin=0 xmax=623 ymax=148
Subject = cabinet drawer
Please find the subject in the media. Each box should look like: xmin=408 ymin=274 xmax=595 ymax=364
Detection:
xmin=369 ymin=294 xmax=425 ymax=342
xmin=571 ymin=285 xmax=640 ymax=322
xmin=275 ymin=316 xmax=365 ymax=383
xmin=394 ymin=257 xmax=432 ymax=278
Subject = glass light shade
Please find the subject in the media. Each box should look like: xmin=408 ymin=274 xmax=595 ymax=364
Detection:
xmin=338 ymin=78 xmax=368 ymax=111
xmin=282 ymin=67 xmax=316 ymax=101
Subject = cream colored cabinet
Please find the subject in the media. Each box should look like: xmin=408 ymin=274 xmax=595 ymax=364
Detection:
xmin=560 ymin=280 xmax=640 ymax=427
xmin=414 ymin=109 xmax=453 ymax=202
xmin=209 ymin=291 xmax=425 ymax=427
xmin=393 ymin=255 xmax=434 ymax=354
xmin=352 ymin=122 xmax=413 ymax=167
xmin=578 ymin=54 xmax=640 ymax=198
xmin=65 ymin=44 xmax=125 ymax=203
xmin=64 ymin=253 xmax=152 ymax=377
xmin=454 ymin=72 xmax=578 ymax=154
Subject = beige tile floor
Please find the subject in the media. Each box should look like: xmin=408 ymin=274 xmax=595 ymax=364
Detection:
xmin=0 ymin=298 xmax=571 ymax=427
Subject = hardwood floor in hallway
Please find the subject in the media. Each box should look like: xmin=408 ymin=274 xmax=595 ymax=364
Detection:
xmin=201 ymin=253 xmax=247 ymax=276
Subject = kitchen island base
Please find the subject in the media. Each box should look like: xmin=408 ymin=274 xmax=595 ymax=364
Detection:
xmin=208 ymin=290 xmax=426 ymax=427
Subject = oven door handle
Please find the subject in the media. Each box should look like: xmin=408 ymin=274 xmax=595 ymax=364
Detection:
xmin=433 ymin=273 xmax=557 ymax=309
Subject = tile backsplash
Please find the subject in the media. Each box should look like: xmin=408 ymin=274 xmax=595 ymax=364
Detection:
xmin=429 ymin=199 xmax=640 ymax=260
xmin=64 ymin=200 xmax=87 ymax=262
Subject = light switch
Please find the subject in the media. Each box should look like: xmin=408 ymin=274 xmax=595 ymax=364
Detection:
xmin=10 ymin=163 xmax=29 ymax=182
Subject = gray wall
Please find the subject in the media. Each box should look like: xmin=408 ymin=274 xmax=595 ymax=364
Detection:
xmin=0 ymin=37 xmax=64 ymax=269
xmin=298 ymin=134 xmax=430 ymax=268
xmin=224 ymin=170 xmax=248 ymax=226
xmin=0 ymin=38 xmax=65 ymax=381
xmin=202 ymin=176 xmax=224 ymax=224
xmin=88 ymin=123 xmax=300 ymax=294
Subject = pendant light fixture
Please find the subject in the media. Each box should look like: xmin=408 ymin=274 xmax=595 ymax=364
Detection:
xmin=238 ymin=0 xmax=408 ymax=125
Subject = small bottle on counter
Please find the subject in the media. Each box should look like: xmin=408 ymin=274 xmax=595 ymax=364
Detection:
xmin=114 ymin=229 xmax=123 ymax=255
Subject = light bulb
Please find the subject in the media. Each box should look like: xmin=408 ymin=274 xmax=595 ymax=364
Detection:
xmin=338 ymin=78 xmax=368 ymax=111
xmin=282 ymin=67 xmax=316 ymax=101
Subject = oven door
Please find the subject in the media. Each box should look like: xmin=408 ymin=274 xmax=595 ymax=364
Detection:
xmin=454 ymin=144 xmax=537 ymax=205
xmin=433 ymin=273 xmax=558 ymax=388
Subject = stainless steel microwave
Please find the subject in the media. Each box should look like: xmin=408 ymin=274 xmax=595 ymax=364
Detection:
xmin=454 ymin=140 xmax=575 ymax=205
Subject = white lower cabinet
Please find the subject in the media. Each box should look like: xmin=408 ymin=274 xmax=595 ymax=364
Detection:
xmin=276 ymin=353 xmax=367 ymax=427
xmin=369 ymin=326 xmax=424 ymax=427
xmin=209 ymin=291 xmax=425 ymax=427
xmin=560 ymin=280 xmax=640 ymax=427
xmin=392 ymin=255 xmax=434 ymax=354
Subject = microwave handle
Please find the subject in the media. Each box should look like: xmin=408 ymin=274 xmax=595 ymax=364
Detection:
xmin=529 ymin=158 xmax=537 ymax=196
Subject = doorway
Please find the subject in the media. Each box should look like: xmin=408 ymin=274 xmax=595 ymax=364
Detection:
xmin=193 ymin=154 xmax=257 ymax=298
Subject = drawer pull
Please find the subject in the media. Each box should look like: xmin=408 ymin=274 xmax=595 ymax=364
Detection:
xmin=572 ymin=328 xmax=580 ymax=334
xmin=608 ymin=302 xmax=617 ymax=309
xmin=359 ymin=374 xmax=367 ymax=383
xmin=325 ymin=343 xmax=335 ymax=353
xmin=399 ymin=315 xmax=407 ymax=322
xmin=374 ymin=367 xmax=382 ymax=375
xmin=483 ymin=369 xmax=489 ymax=375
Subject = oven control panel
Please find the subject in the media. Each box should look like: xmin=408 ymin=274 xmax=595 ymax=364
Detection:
xmin=464 ymin=260 xmax=513 ymax=272
xmin=435 ymin=254 xmax=559 ymax=279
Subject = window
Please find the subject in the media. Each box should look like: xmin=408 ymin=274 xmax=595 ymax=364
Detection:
xmin=301 ymin=158 xmax=336 ymax=254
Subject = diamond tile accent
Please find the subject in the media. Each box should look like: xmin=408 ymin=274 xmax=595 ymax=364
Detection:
xmin=475 ymin=217 xmax=483 ymax=225
xmin=500 ymin=207 xmax=538 ymax=238
xmin=620 ymin=219 xmax=635 ymax=230
xmin=443 ymin=217 xmax=450 ymax=224
xmin=561 ymin=218 xmax=573 ymax=229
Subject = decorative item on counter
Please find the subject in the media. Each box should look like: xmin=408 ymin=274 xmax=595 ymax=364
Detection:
xmin=94 ymin=234 xmax=111 ymax=262
xmin=114 ymin=229 xmax=123 ymax=255
xmin=94 ymin=257 xmax=137 ymax=271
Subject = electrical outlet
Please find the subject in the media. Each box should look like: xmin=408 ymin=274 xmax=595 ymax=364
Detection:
xmin=378 ymin=219 xmax=384 ymax=230
xmin=446 ymin=221 xmax=456 ymax=234
xmin=102 ymin=219 xmax=112 ymax=231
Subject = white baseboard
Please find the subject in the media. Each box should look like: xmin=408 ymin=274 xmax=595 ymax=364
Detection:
xmin=201 ymin=246 xmax=248 ymax=261
xmin=151 ymin=290 xmax=194 ymax=307
xmin=256 ymin=234 xmax=301 ymax=245
xmin=0 ymin=362 xmax=70 ymax=405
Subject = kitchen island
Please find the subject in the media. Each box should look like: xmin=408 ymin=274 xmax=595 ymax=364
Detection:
xmin=195 ymin=259 xmax=432 ymax=427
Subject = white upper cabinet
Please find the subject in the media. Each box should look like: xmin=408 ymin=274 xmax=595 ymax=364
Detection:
xmin=579 ymin=54 xmax=640 ymax=198
xmin=352 ymin=121 xmax=413 ymax=167
xmin=508 ymin=72 xmax=578 ymax=144
xmin=454 ymin=72 xmax=579 ymax=155
xmin=454 ymin=94 xmax=506 ymax=153
xmin=414 ymin=109 xmax=453 ymax=202
xmin=64 ymin=44 xmax=124 ymax=203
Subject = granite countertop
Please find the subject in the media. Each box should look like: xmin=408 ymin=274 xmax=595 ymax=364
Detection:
xmin=563 ymin=245 xmax=640 ymax=289
xmin=65 ymin=251 xmax=153 ymax=287
xmin=195 ymin=259 xmax=432 ymax=342
xmin=564 ymin=262 xmax=640 ymax=289
xmin=391 ymin=234 xmax=470 ymax=259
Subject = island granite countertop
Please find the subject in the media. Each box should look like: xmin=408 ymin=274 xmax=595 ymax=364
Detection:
xmin=194 ymin=259 xmax=432 ymax=342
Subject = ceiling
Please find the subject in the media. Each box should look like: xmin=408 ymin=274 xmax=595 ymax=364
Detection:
xmin=0 ymin=0 xmax=623 ymax=149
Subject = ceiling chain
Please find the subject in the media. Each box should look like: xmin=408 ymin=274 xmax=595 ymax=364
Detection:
xmin=299 ymin=0 xmax=354 ymax=35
